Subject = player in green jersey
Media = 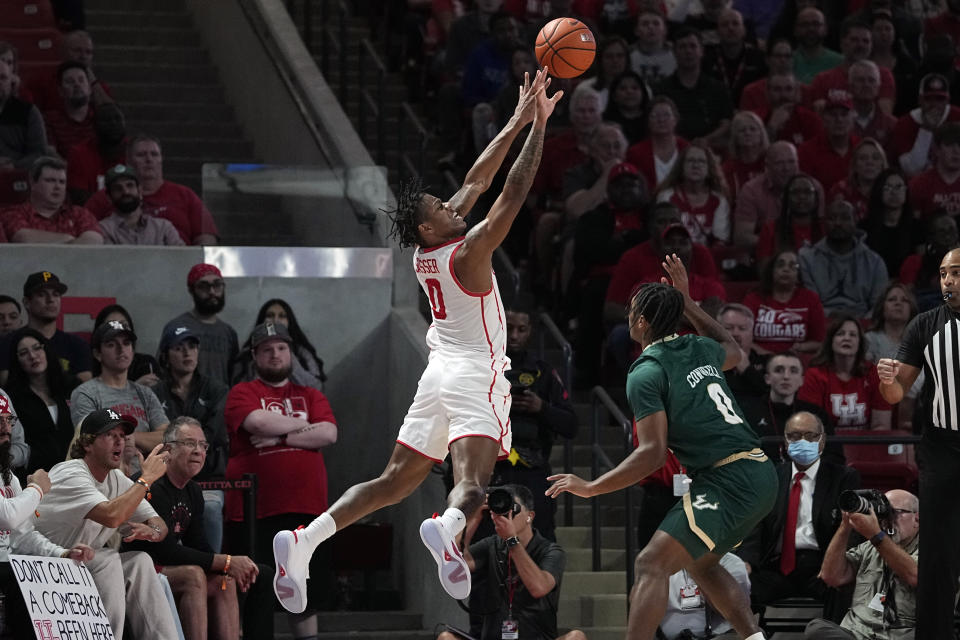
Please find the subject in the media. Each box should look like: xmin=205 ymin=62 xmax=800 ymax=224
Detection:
xmin=547 ymin=254 xmax=777 ymax=640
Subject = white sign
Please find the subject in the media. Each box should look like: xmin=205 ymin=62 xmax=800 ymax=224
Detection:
xmin=9 ymin=555 xmax=114 ymax=640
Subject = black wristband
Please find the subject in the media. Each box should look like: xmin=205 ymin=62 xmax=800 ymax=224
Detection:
xmin=870 ymin=530 xmax=887 ymax=546
xmin=506 ymin=536 xmax=520 ymax=548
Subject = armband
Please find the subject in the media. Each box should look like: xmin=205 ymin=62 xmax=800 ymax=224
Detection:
xmin=136 ymin=478 xmax=151 ymax=500
xmin=870 ymin=530 xmax=887 ymax=546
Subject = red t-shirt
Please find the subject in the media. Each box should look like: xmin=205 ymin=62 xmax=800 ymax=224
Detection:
xmin=808 ymin=64 xmax=896 ymax=105
xmin=925 ymin=13 xmax=960 ymax=66
xmin=890 ymin=107 xmax=960 ymax=168
xmin=797 ymin=363 xmax=891 ymax=429
xmin=743 ymin=287 xmax=826 ymax=353
xmin=899 ymin=253 xmax=921 ymax=284
xmin=756 ymin=219 xmax=820 ymax=262
xmin=606 ymin=241 xmax=720 ymax=304
xmin=42 ymin=107 xmax=95 ymax=158
xmin=2 ymin=201 xmax=101 ymax=240
xmin=66 ymin=138 xmax=126 ymax=194
xmin=531 ymin=129 xmax=587 ymax=207
xmin=759 ymin=104 xmax=824 ymax=147
xmin=722 ymin=156 xmax=764 ymax=206
xmin=223 ymin=379 xmax=337 ymax=521
xmin=626 ymin=137 xmax=689 ymax=192
xmin=798 ymin=133 xmax=858 ymax=192
xmin=909 ymin=167 xmax=960 ymax=218
xmin=662 ymin=188 xmax=727 ymax=244
xmin=84 ymin=180 xmax=219 ymax=243
xmin=827 ymin=180 xmax=870 ymax=221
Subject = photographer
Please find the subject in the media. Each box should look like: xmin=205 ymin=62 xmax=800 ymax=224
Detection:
xmin=804 ymin=489 xmax=919 ymax=639
xmin=438 ymin=485 xmax=586 ymax=640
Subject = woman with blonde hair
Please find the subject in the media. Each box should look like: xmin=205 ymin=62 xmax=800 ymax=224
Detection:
xmin=827 ymin=137 xmax=888 ymax=220
xmin=723 ymin=110 xmax=769 ymax=205
xmin=656 ymin=142 xmax=730 ymax=245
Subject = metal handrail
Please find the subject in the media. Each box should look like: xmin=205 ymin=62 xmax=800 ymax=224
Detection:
xmin=760 ymin=434 xmax=922 ymax=445
xmin=590 ymin=385 xmax=636 ymax=594
xmin=536 ymin=312 xmax=575 ymax=526
xmin=399 ymin=103 xmax=429 ymax=182
xmin=358 ymin=39 xmax=386 ymax=165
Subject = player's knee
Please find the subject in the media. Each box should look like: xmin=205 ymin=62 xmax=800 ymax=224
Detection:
xmin=633 ymin=549 xmax=668 ymax=578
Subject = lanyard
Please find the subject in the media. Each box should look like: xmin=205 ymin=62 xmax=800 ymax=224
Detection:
xmin=507 ymin=557 xmax=516 ymax=618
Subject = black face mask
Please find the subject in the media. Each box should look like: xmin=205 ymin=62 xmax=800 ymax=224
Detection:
xmin=113 ymin=194 xmax=140 ymax=215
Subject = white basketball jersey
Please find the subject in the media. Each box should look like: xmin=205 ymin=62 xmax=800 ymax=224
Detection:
xmin=414 ymin=237 xmax=507 ymax=359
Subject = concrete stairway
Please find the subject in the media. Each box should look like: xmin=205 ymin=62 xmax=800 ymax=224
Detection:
xmin=82 ymin=0 xmax=256 ymax=195
xmin=274 ymin=610 xmax=435 ymax=640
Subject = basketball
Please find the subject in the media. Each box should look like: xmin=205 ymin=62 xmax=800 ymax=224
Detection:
xmin=535 ymin=18 xmax=596 ymax=79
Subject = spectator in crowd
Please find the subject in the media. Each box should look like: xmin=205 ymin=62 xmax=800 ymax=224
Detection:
xmin=799 ymin=199 xmax=888 ymax=317
xmin=563 ymin=122 xmax=629 ymax=221
xmin=161 ymin=264 xmax=239 ymax=388
xmin=233 ymin=298 xmax=327 ymax=390
xmin=861 ymin=169 xmax=921 ymax=276
xmin=654 ymin=27 xmax=734 ymax=149
xmin=899 ymin=210 xmax=960 ymax=311
xmin=151 ymin=324 xmax=229 ymax=553
xmin=2 ymin=155 xmax=103 ymax=244
xmin=656 ymin=143 xmax=731 ymax=246
xmin=704 ymin=8 xmax=767 ymax=106
xmin=847 ymin=61 xmax=897 ymax=147
xmin=98 ymin=163 xmax=184 ymax=246
xmin=734 ymin=142 xmax=808 ymax=252
xmin=125 ymin=417 xmax=262 ymax=640
xmin=42 ymin=61 xmax=101 ymax=158
xmin=0 ymin=270 xmax=92 ymax=386
xmin=5 ymin=328 xmax=76 ymax=477
xmin=924 ymin=0 xmax=960 ymax=55
xmin=0 ymin=40 xmax=30 ymax=102
xmin=756 ymin=173 xmax=823 ymax=269
xmin=869 ymin=10 xmax=920 ymax=116
xmin=744 ymin=248 xmax=826 ymax=355
xmin=223 ymin=321 xmax=338 ymax=637
xmin=0 ymin=389 xmax=27 ymax=473
xmin=909 ymin=121 xmax=960 ymax=219
xmin=737 ymin=411 xmax=859 ymax=610
xmin=892 ymin=73 xmax=960 ymax=177
xmin=805 ymin=490 xmax=919 ymax=639
xmin=487 ymin=306 xmax=576 ymax=542
xmin=659 ymin=552 xmax=750 ymax=640
xmin=0 ymin=59 xmax=47 ymax=170
xmin=71 ymin=320 xmax=169 ymax=453
xmin=798 ymin=314 xmax=892 ymax=430
xmin=486 ymin=45 xmax=537 ymax=136
xmin=66 ymin=102 xmax=127 ymax=204
xmin=84 ymin=135 xmax=219 ymax=245
xmin=717 ymin=302 xmax=767 ymax=400
xmin=864 ymin=282 xmax=922 ymax=432
xmin=740 ymin=38 xmax=795 ymax=115
xmin=798 ymin=94 xmax=858 ymax=192
xmin=809 ymin=19 xmax=896 ymax=115
xmin=22 ymin=409 xmax=178 ymax=638
xmin=461 ymin=12 xmax=519 ymax=110
xmin=440 ymin=484 xmax=584 ymax=640
xmin=92 ymin=304 xmax=160 ymax=386
xmin=443 ymin=0 xmax=504 ymax=77
xmin=0 ymin=296 xmax=21 ymax=336
xmin=792 ymin=7 xmax=843 ymax=85
xmin=828 ymin=137 xmax=888 ymax=221
xmin=626 ymin=95 xmax=688 ymax=192
xmin=572 ymin=162 xmax=649 ymax=384
xmin=667 ymin=0 xmax=735 ymax=46
xmin=578 ymin=36 xmax=630 ymax=113
xmin=630 ymin=9 xmax=675 ymax=86
xmin=29 ymin=30 xmax=112 ymax=112
xmin=602 ymin=70 xmax=651 ymax=145
xmin=739 ymin=355 xmax=835 ymax=463
xmin=758 ymin=72 xmax=824 ymax=146
xmin=723 ymin=110 xmax=769 ymax=206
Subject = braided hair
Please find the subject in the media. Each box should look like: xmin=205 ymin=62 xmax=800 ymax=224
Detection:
xmin=385 ymin=177 xmax=427 ymax=249
xmin=628 ymin=283 xmax=684 ymax=345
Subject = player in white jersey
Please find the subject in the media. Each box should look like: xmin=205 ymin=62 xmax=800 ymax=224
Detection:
xmin=272 ymin=68 xmax=563 ymax=614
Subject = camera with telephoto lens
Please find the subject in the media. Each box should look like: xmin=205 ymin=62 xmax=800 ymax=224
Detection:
xmin=487 ymin=488 xmax=521 ymax=518
xmin=838 ymin=489 xmax=893 ymax=530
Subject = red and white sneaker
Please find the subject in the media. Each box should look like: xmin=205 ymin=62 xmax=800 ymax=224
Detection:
xmin=273 ymin=527 xmax=312 ymax=614
xmin=419 ymin=515 xmax=471 ymax=600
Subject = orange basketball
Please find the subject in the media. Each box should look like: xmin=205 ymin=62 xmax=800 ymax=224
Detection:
xmin=535 ymin=17 xmax=596 ymax=79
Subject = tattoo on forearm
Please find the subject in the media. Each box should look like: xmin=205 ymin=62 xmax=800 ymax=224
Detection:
xmin=505 ymin=127 xmax=544 ymax=191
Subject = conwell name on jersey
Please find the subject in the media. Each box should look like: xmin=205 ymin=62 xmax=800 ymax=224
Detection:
xmin=686 ymin=365 xmax=723 ymax=389
xmin=260 ymin=396 xmax=309 ymax=421
xmin=755 ymin=308 xmax=807 ymax=340
xmin=415 ymin=257 xmax=440 ymax=274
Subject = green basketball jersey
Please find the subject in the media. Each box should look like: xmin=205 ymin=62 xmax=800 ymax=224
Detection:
xmin=626 ymin=334 xmax=760 ymax=474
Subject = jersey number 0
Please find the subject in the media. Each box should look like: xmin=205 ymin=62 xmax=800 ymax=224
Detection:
xmin=707 ymin=383 xmax=744 ymax=425
xmin=425 ymin=278 xmax=447 ymax=319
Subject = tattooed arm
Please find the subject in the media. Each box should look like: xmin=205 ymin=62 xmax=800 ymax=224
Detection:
xmin=457 ymin=82 xmax=563 ymax=289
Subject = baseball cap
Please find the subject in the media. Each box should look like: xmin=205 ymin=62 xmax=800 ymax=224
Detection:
xmin=250 ymin=321 xmax=292 ymax=349
xmin=104 ymin=164 xmax=139 ymax=188
xmin=661 ymin=222 xmax=691 ymax=239
xmin=608 ymin=162 xmax=640 ymax=182
xmin=0 ymin=393 xmax=12 ymax=416
xmin=91 ymin=319 xmax=137 ymax=349
xmin=920 ymin=73 xmax=949 ymax=98
xmin=823 ymin=91 xmax=853 ymax=111
xmin=23 ymin=271 xmax=67 ymax=297
xmin=78 ymin=408 xmax=136 ymax=436
xmin=159 ymin=324 xmax=199 ymax=353
xmin=187 ymin=263 xmax=223 ymax=287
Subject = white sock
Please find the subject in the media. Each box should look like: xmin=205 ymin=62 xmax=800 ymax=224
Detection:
xmin=744 ymin=633 xmax=765 ymax=640
xmin=300 ymin=512 xmax=336 ymax=551
xmin=438 ymin=508 xmax=466 ymax=536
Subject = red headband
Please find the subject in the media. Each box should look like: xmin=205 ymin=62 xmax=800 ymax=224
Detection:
xmin=187 ymin=263 xmax=222 ymax=287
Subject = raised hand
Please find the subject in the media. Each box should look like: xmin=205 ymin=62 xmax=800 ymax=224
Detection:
xmin=545 ymin=473 xmax=593 ymax=498
xmin=660 ymin=253 xmax=690 ymax=299
xmin=534 ymin=67 xmax=563 ymax=123
xmin=140 ymin=443 xmax=170 ymax=484
xmin=26 ymin=469 xmax=51 ymax=495
xmin=513 ymin=69 xmax=548 ymax=126
xmin=876 ymin=358 xmax=901 ymax=385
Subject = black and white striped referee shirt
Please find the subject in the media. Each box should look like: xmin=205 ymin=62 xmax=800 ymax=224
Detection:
xmin=898 ymin=304 xmax=960 ymax=436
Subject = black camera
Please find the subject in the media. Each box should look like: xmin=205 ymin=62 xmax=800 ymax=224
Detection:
xmin=838 ymin=489 xmax=893 ymax=529
xmin=487 ymin=488 xmax=521 ymax=518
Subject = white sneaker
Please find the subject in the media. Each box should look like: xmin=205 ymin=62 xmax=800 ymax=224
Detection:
xmin=419 ymin=516 xmax=471 ymax=600
xmin=273 ymin=527 xmax=312 ymax=614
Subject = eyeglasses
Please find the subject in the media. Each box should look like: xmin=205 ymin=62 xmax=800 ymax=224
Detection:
xmin=0 ymin=416 xmax=18 ymax=427
xmin=775 ymin=261 xmax=800 ymax=270
xmin=789 ymin=187 xmax=816 ymax=195
xmin=173 ymin=439 xmax=210 ymax=451
xmin=893 ymin=508 xmax=916 ymax=517
xmin=16 ymin=344 xmax=45 ymax=358
xmin=193 ymin=280 xmax=225 ymax=293
xmin=784 ymin=431 xmax=822 ymax=442
xmin=882 ymin=183 xmax=906 ymax=192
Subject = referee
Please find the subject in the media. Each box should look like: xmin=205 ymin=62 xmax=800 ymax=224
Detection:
xmin=878 ymin=247 xmax=960 ymax=640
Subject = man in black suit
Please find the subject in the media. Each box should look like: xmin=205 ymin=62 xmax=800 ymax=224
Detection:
xmin=736 ymin=411 xmax=860 ymax=609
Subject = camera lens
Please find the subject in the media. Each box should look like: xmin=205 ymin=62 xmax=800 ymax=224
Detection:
xmin=487 ymin=488 xmax=514 ymax=516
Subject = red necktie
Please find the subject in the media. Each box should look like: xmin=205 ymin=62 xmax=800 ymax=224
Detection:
xmin=780 ymin=471 xmax=806 ymax=576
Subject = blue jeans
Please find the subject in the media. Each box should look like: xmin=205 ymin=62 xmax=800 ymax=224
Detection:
xmin=202 ymin=490 xmax=225 ymax=553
